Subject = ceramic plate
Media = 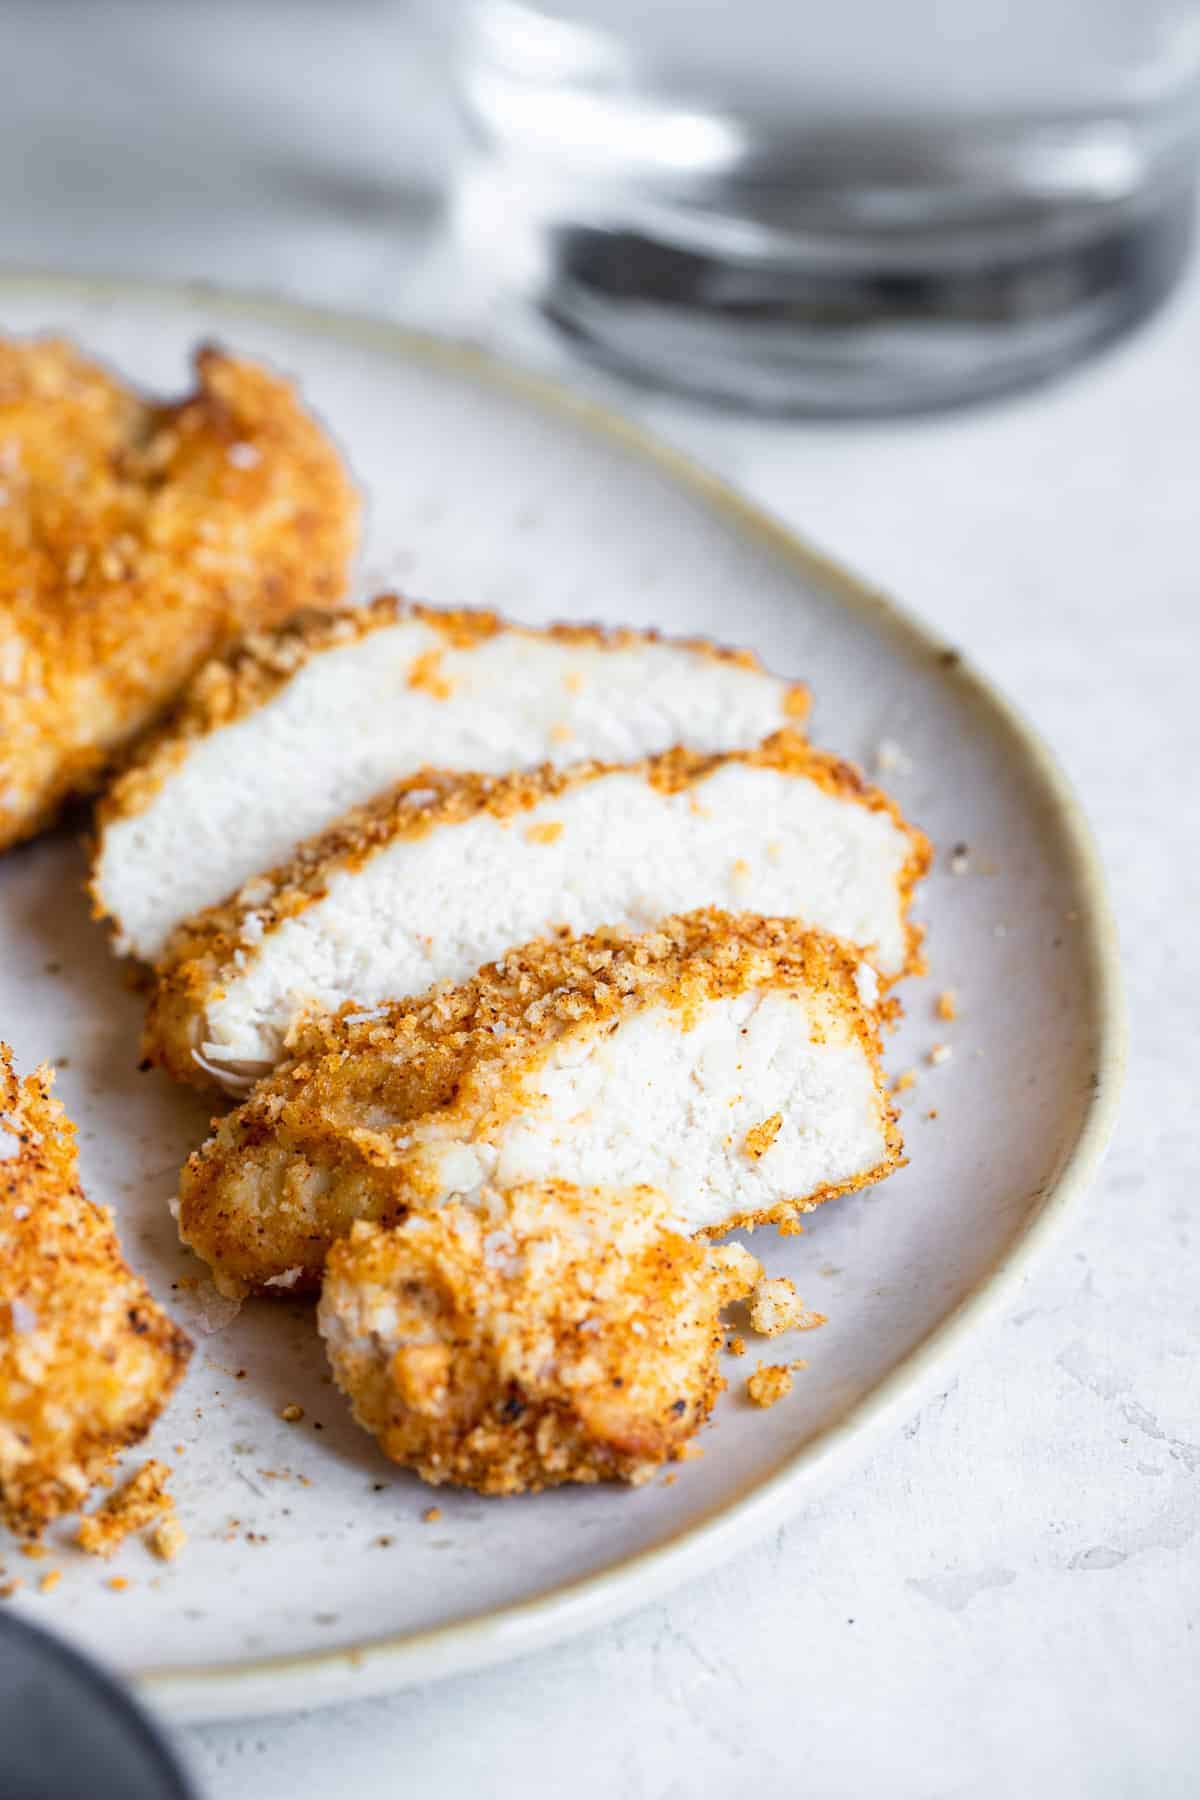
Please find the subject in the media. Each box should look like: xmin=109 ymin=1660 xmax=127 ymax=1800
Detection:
xmin=0 ymin=275 xmax=1122 ymax=1721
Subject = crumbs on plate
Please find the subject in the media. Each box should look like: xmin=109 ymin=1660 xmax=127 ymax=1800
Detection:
xmin=747 ymin=1364 xmax=794 ymax=1409
xmin=76 ymin=1460 xmax=176 ymax=1558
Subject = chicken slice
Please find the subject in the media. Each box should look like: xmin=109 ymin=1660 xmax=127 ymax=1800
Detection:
xmin=177 ymin=910 xmax=901 ymax=1299
xmin=91 ymin=595 xmax=810 ymax=962
xmin=318 ymin=1184 xmax=760 ymax=1493
xmin=0 ymin=1046 xmax=191 ymax=1537
xmin=0 ymin=339 xmax=358 ymax=852
xmin=146 ymin=732 xmax=928 ymax=1095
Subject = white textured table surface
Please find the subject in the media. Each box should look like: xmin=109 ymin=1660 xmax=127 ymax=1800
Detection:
xmin=2 ymin=6 xmax=1196 ymax=1795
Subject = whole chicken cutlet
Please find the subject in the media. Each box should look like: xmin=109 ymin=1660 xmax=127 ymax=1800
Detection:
xmin=0 ymin=337 xmax=358 ymax=852
xmin=319 ymin=1184 xmax=761 ymax=1493
xmin=0 ymin=1046 xmax=191 ymax=1537
xmin=177 ymin=910 xmax=901 ymax=1299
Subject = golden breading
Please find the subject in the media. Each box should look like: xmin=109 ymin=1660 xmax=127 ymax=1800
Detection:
xmin=0 ymin=338 xmax=358 ymax=850
xmin=177 ymin=910 xmax=901 ymax=1299
xmin=319 ymin=1185 xmax=761 ymax=1494
xmin=0 ymin=1047 xmax=191 ymax=1537
xmin=143 ymin=729 xmax=927 ymax=1094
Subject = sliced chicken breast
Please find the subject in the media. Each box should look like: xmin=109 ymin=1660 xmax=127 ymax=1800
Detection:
xmin=177 ymin=911 xmax=901 ymax=1299
xmin=0 ymin=1046 xmax=191 ymax=1537
xmin=91 ymin=596 xmax=810 ymax=962
xmin=146 ymin=733 xmax=928 ymax=1096
xmin=319 ymin=1185 xmax=760 ymax=1494
xmin=0 ymin=339 xmax=358 ymax=852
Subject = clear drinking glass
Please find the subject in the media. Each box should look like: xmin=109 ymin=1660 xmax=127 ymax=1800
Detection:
xmin=438 ymin=0 xmax=1200 ymax=412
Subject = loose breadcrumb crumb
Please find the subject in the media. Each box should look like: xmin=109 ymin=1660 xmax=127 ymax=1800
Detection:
xmin=107 ymin=1576 xmax=130 ymax=1592
xmin=76 ymin=1461 xmax=173 ymax=1558
xmin=935 ymin=990 xmax=957 ymax=1021
xmin=151 ymin=1517 xmax=187 ymax=1562
xmin=405 ymin=650 xmax=454 ymax=701
xmin=743 ymin=1113 xmax=783 ymax=1160
xmin=19 ymin=1543 xmax=47 ymax=1560
xmin=747 ymin=1364 xmax=793 ymax=1408
xmin=928 ymin=1043 xmax=953 ymax=1066
xmin=728 ymin=1336 xmax=746 ymax=1357
xmin=422 ymin=1506 xmax=441 ymax=1523
xmin=875 ymin=739 xmax=911 ymax=775
xmin=747 ymin=1277 xmax=827 ymax=1338
xmin=280 ymin=1403 xmax=304 ymax=1423
xmin=38 ymin=1568 xmax=61 ymax=1595
xmin=524 ymin=821 xmax=564 ymax=846
xmin=0 ymin=1580 xmax=22 ymax=1598
xmin=892 ymin=1069 xmax=918 ymax=1094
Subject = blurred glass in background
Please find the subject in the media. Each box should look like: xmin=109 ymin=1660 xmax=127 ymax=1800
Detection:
xmin=435 ymin=0 xmax=1200 ymax=411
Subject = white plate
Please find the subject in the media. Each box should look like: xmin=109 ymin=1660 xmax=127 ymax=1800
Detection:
xmin=0 ymin=275 xmax=1122 ymax=1722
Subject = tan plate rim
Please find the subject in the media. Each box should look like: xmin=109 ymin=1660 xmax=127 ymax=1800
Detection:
xmin=0 ymin=270 xmax=1126 ymax=1721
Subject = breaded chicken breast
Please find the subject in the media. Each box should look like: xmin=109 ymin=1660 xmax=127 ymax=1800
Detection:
xmin=178 ymin=911 xmax=900 ymax=1298
xmin=319 ymin=1185 xmax=760 ymax=1493
xmin=0 ymin=1046 xmax=191 ymax=1537
xmin=91 ymin=595 xmax=810 ymax=961
xmin=0 ymin=338 xmax=358 ymax=852
xmin=146 ymin=732 xmax=928 ymax=1095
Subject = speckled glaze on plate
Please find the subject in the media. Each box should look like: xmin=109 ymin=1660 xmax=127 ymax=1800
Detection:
xmin=0 ymin=274 xmax=1123 ymax=1721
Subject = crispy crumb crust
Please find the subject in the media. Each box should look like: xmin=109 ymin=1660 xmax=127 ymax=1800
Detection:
xmin=0 ymin=339 xmax=358 ymax=852
xmin=746 ymin=1275 xmax=825 ymax=1336
xmin=746 ymin=1363 xmax=793 ymax=1408
xmin=178 ymin=910 xmax=903 ymax=1299
xmin=0 ymin=1047 xmax=191 ymax=1538
xmin=319 ymin=1186 xmax=760 ymax=1494
xmin=75 ymin=1457 xmax=175 ymax=1557
xmin=91 ymin=592 xmax=810 ymax=854
xmin=143 ymin=730 xmax=929 ymax=1091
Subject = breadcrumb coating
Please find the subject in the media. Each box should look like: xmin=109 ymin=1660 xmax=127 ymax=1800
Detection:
xmin=746 ymin=1363 xmax=793 ymax=1407
xmin=742 ymin=1113 xmax=784 ymax=1161
xmin=746 ymin=1276 xmax=826 ymax=1337
xmin=151 ymin=1514 xmax=187 ymax=1561
xmin=144 ymin=729 xmax=928 ymax=1092
xmin=0 ymin=1047 xmax=191 ymax=1537
xmin=177 ymin=910 xmax=901 ymax=1299
xmin=319 ymin=1185 xmax=761 ymax=1494
xmin=0 ymin=338 xmax=357 ymax=850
